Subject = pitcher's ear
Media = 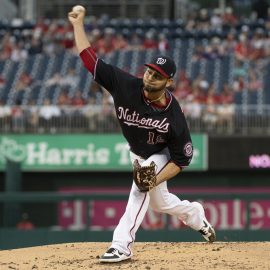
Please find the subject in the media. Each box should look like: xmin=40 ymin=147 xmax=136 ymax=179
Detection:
xmin=166 ymin=78 xmax=173 ymax=88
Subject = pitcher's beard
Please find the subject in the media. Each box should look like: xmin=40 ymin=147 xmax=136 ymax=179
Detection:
xmin=143 ymin=83 xmax=165 ymax=93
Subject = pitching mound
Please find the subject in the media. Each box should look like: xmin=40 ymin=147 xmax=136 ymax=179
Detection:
xmin=0 ymin=242 xmax=269 ymax=270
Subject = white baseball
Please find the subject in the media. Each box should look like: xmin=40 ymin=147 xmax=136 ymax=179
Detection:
xmin=72 ymin=5 xmax=85 ymax=13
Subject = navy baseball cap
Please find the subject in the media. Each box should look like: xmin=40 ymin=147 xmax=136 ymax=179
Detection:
xmin=145 ymin=55 xmax=176 ymax=78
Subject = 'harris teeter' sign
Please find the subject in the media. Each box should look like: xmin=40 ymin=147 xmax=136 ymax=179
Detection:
xmin=0 ymin=134 xmax=207 ymax=171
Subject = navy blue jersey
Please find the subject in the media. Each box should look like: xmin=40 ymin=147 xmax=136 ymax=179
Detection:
xmin=93 ymin=59 xmax=193 ymax=167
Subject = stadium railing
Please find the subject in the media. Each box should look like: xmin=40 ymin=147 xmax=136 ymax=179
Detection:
xmin=0 ymin=104 xmax=270 ymax=135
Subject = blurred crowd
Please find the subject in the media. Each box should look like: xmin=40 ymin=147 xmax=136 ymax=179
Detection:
xmin=1 ymin=5 xmax=270 ymax=60
xmin=0 ymin=4 xmax=270 ymax=133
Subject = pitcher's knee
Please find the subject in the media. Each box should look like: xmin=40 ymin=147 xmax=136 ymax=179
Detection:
xmin=190 ymin=202 xmax=204 ymax=215
xmin=149 ymin=201 xmax=163 ymax=212
xmin=149 ymin=198 xmax=167 ymax=212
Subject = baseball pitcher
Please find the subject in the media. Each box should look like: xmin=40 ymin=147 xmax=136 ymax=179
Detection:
xmin=68 ymin=6 xmax=216 ymax=263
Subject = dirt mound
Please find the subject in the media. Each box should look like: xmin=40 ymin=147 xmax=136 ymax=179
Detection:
xmin=0 ymin=242 xmax=269 ymax=270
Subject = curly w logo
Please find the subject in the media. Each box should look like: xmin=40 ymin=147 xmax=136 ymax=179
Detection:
xmin=156 ymin=58 xmax=166 ymax=65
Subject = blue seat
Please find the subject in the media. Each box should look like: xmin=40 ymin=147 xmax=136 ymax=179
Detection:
xmin=78 ymin=67 xmax=89 ymax=90
xmin=2 ymin=61 xmax=19 ymax=104
xmin=190 ymin=61 xmax=200 ymax=80
xmin=234 ymin=92 xmax=243 ymax=105
xmin=24 ymin=55 xmax=36 ymax=74
xmin=179 ymin=39 xmax=189 ymax=70
xmin=0 ymin=60 xmax=5 ymax=74
xmin=264 ymin=63 xmax=270 ymax=104
xmin=45 ymin=85 xmax=58 ymax=101
xmin=247 ymin=91 xmax=259 ymax=105
xmin=204 ymin=60 xmax=215 ymax=85
xmin=29 ymin=85 xmax=42 ymax=103
xmin=35 ymin=55 xmax=49 ymax=81
xmin=51 ymin=51 xmax=65 ymax=74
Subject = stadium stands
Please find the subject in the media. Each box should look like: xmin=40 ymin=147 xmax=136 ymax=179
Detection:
xmin=0 ymin=10 xmax=269 ymax=134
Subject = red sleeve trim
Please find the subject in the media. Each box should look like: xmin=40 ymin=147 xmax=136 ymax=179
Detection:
xmin=79 ymin=47 xmax=98 ymax=77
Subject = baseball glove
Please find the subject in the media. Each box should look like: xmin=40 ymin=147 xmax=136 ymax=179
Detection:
xmin=133 ymin=159 xmax=157 ymax=192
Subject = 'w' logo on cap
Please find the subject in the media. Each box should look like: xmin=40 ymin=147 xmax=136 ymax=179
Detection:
xmin=156 ymin=58 xmax=166 ymax=65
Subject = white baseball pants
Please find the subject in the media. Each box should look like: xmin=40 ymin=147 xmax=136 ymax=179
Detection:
xmin=111 ymin=148 xmax=206 ymax=256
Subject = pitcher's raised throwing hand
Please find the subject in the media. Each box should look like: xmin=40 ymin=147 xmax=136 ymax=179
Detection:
xmin=68 ymin=5 xmax=86 ymax=26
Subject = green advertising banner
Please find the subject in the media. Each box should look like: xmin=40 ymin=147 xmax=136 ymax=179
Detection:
xmin=0 ymin=134 xmax=207 ymax=171
xmin=191 ymin=134 xmax=208 ymax=171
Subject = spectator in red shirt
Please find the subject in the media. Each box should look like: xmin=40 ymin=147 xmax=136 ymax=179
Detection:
xmin=142 ymin=31 xmax=158 ymax=49
xmin=114 ymin=33 xmax=128 ymax=50
xmin=15 ymin=72 xmax=33 ymax=92
xmin=57 ymin=90 xmax=71 ymax=106
xmin=17 ymin=213 xmax=35 ymax=230
xmin=158 ymin=33 xmax=169 ymax=53
xmin=0 ymin=33 xmax=13 ymax=60
xmin=71 ymin=90 xmax=85 ymax=106
xmin=97 ymin=28 xmax=116 ymax=55
xmin=222 ymin=7 xmax=238 ymax=26
xmin=0 ymin=76 xmax=5 ymax=89
xmin=234 ymin=33 xmax=250 ymax=62
xmin=249 ymin=28 xmax=266 ymax=60
xmin=220 ymin=84 xmax=234 ymax=104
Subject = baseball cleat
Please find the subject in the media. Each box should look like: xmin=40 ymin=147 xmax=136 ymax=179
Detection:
xmin=199 ymin=219 xmax=216 ymax=242
xmin=99 ymin=248 xmax=132 ymax=263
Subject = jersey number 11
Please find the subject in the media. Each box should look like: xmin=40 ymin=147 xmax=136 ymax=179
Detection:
xmin=147 ymin=132 xmax=164 ymax=145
